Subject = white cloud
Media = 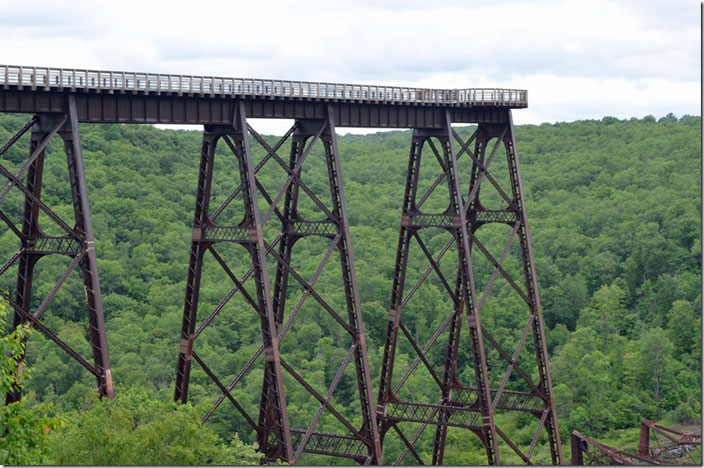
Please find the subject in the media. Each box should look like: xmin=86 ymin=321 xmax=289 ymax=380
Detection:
xmin=0 ymin=0 xmax=699 ymax=131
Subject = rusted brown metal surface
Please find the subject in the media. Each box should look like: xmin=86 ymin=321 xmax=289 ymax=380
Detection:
xmin=571 ymin=430 xmax=661 ymax=465
xmin=0 ymin=96 xmax=113 ymax=404
xmin=572 ymin=423 xmax=702 ymax=466
xmin=639 ymin=420 xmax=702 ymax=465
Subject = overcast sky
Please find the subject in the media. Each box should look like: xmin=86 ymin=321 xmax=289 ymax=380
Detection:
xmin=0 ymin=0 xmax=700 ymax=132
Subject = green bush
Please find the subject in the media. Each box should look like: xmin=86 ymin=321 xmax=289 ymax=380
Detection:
xmin=47 ymin=385 xmax=262 ymax=465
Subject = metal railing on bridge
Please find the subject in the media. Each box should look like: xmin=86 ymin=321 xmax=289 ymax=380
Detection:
xmin=0 ymin=64 xmax=527 ymax=107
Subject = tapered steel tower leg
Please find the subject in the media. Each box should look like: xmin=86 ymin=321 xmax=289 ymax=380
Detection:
xmin=1 ymin=96 xmax=113 ymax=404
xmin=174 ymin=104 xmax=380 ymax=464
xmin=174 ymin=113 xmax=293 ymax=462
xmin=376 ymin=110 xmax=562 ymax=464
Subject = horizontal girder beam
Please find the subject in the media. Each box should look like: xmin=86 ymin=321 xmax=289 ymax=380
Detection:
xmin=0 ymin=89 xmax=511 ymax=127
xmin=384 ymin=400 xmax=483 ymax=430
xmin=290 ymin=429 xmax=370 ymax=461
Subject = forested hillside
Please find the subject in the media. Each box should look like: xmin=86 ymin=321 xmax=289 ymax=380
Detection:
xmin=0 ymin=113 xmax=700 ymax=464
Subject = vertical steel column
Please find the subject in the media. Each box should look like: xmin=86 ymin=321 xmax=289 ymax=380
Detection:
xmin=571 ymin=432 xmax=585 ymax=465
xmin=62 ymin=96 xmax=113 ymax=399
xmin=259 ymin=126 xmax=308 ymax=460
xmin=376 ymin=127 xmax=423 ymax=424
xmin=638 ymin=422 xmax=651 ymax=458
xmin=233 ymin=105 xmax=294 ymax=462
xmin=270 ymin=131 xmax=306 ymax=327
xmin=431 ymin=273 xmax=462 ymax=466
xmin=430 ymin=115 xmax=486 ymax=464
xmin=443 ymin=111 xmax=499 ymax=465
xmin=2 ymin=101 xmax=113 ymax=404
xmin=504 ymin=110 xmax=562 ymax=463
xmin=5 ymin=121 xmax=47 ymax=405
xmin=174 ymin=126 xmax=217 ymax=404
xmin=322 ymin=106 xmax=382 ymax=463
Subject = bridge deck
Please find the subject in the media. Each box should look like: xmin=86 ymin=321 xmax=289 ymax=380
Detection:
xmin=0 ymin=65 xmax=525 ymax=127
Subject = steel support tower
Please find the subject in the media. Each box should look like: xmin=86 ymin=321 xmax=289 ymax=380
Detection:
xmin=173 ymin=104 xmax=381 ymax=464
xmin=376 ymin=109 xmax=562 ymax=465
xmin=0 ymin=95 xmax=113 ymax=404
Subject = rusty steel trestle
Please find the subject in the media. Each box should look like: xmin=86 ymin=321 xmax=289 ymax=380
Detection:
xmin=173 ymin=104 xmax=381 ymax=464
xmin=639 ymin=420 xmax=701 ymax=464
xmin=571 ymin=430 xmax=659 ymax=465
xmin=0 ymin=96 xmax=113 ymax=403
xmin=571 ymin=422 xmax=702 ymax=465
xmin=375 ymin=109 xmax=562 ymax=465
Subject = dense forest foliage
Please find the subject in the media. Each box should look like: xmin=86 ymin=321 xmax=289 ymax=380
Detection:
xmin=0 ymin=113 xmax=700 ymax=464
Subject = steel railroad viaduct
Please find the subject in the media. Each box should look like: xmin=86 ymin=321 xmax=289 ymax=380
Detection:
xmin=0 ymin=65 xmax=525 ymax=126
xmin=0 ymin=65 xmax=561 ymax=465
